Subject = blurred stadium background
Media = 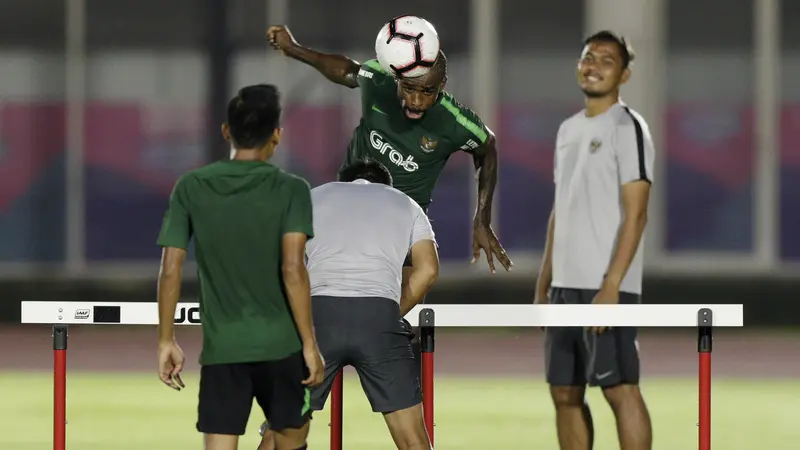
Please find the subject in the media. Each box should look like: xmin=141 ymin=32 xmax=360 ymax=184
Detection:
xmin=1 ymin=0 xmax=799 ymax=448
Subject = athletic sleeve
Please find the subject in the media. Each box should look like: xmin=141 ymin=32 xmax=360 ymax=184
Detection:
xmin=409 ymin=202 xmax=435 ymax=247
xmin=283 ymin=177 xmax=314 ymax=239
xmin=616 ymin=112 xmax=655 ymax=185
xmin=357 ymin=59 xmax=394 ymax=87
xmin=157 ymin=175 xmax=193 ymax=249
xmin=440 ymin=95 xmax=491 ymax=155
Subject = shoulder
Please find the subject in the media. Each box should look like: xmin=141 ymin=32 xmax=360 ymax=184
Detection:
xmin=614 ymin=105 xmax=650 ymax=133
xmin=172 ymin=164 xmax=212 ymax=191
xmin=613 ymin=105 xmax=653 ymax=144
xmin=275 ymin=169 xmax=312 ymax=193
xmin=437 ymin=92 xmax=491 ymax=145
xmin=357 ymin=59 xmax=394 ymax=87
xmin=310 ymin=181 xmax=338 ymax=198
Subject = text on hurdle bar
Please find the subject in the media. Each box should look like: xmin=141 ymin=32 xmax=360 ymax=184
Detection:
xmin=21 ymin=302 xmax=744 ymax=327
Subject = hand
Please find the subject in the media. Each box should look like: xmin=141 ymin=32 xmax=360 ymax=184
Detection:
xmin=301 ymin=344 xmax=325 ymax=387
xmin=588 ymin=283 xmax=620 ymax=334
xmin=266 ymin=25 xmax=298 ymax=54
xmin=471 ymin=222 xmax=513 ymax=273
xmin=157 ymin=340 xmax=185 ymax=391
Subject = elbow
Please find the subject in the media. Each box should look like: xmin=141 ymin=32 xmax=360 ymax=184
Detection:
xmin=418 ymin=261 xmax=439 ymax=287
xmin=626 ymin=210 xmax=648 ymax=231
xmin=158 ymin=263 xmax=181 ymax=280
xmin=281 ymin=261 xmax=307 ymax=283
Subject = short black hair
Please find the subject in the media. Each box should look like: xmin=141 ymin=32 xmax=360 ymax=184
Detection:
xmin=430 ymin=50 xmax=447 ymax=80
xmin=338 ymin=158 xmax=393 ymax=185
xmin=584 ymin=30 xmax=635 ymax=69
xmin=226 ymin=84 xmax=282 ymax=149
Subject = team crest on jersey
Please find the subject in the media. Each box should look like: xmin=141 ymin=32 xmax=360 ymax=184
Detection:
xmin=589 ymin=139 xmax=602 ymax=153
xmin=420 ymin=135 xmax=438 ymax=153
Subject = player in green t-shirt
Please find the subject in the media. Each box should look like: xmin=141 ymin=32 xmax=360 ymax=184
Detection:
xmin=266 ymin=24 xmax=513 ymax=274
xmin=156 ymin=84 xmax=324 ymax=450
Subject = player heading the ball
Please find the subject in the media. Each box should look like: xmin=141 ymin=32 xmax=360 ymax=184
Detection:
xmin=265 ymin=19 xmax=512 ymax=274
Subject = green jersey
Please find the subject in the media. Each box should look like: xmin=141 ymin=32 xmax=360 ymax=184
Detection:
xmin=340 ymin=59 xmax=491 ymax=210
xmin=157 ymin=160 xmax=314 ymax=365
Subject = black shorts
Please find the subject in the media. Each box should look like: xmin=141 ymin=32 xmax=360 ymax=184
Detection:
xmin=545 ymin=287 xmax=641 ymax=388
xmin=310 ymin=296 xmax=421 ymax=413
xmin=197 ymin=352 xmax=311 ymax=435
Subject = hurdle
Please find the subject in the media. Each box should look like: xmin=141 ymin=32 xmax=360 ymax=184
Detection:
xmin=20 ymin=302 xmax=744 ymax=450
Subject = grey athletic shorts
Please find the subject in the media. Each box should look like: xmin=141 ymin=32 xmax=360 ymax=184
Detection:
xmin=545 ymin=287 xmax=641 ymax=388
xmin=310 ymin=295 xmax=421 ymax=413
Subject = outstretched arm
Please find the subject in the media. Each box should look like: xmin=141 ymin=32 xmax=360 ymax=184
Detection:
xmin=469 ymin=132 xmax=513 ymax=272
xmin=267 ymin=25 xmax=360 ymax=88
xmin=473 ymin=133 xmax=498 ymax=228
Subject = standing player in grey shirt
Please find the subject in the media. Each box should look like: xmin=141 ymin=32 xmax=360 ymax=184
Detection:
xmin=258 ymin=159 xmax=438 ymax=450
xmin=535 ymin=31 xmax=654 ymax=450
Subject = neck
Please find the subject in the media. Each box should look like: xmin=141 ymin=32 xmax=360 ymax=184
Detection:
xmin=584 ymin=93 xmax=619 ymax=117
xmin=230 ymin=147 xmax=269 ymax=162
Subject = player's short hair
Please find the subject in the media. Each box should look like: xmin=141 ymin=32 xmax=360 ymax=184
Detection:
xmin=431 ymin=50 xmax=447 ymax=79
xmin=584 ymin=30 xmax=635 ymax=69
xmin=338 ymin=158 xmax=393 ymax=186
xmin=226 ymin=84 xmax=282 ymax=149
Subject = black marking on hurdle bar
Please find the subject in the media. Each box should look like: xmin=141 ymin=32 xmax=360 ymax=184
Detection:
xmin=419 ymin=308 xmax=435 ymax=353
xmin=697 ymin=308 xmax=712 ymax=353
xmin=53 ymin=325 xmax=68 ymax=351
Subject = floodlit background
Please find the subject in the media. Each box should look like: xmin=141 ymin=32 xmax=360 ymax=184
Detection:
xmin=1 ymin=0 xmax=798 ymax=449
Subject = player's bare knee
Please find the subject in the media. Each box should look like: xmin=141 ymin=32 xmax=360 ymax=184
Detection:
xmin=550 ymin=385 xmax=586 ymax=408
xmin=257 ymin=430 xmax=276 ymax=450
xmin=271 ymin=421 xmax=310 ymax=450
xmin=383 ymin=405 xmax=431 ymax=450
xmin=601 ymin=383 xmax=642 ymax=409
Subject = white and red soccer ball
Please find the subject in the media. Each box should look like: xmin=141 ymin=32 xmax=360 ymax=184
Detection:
xmin=375 ymin=15 xmax=440 ymax=78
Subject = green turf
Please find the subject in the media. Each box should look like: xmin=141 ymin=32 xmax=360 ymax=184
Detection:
xmin=1 ymin=372 xmax=797 ymax=449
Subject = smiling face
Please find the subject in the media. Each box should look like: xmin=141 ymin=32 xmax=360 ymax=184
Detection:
xmin=577 ymin=41 xmax=630 ymax=98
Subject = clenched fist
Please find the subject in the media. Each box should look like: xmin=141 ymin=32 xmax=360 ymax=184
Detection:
xmin=266 ymin=25 xmax=298 ymax=54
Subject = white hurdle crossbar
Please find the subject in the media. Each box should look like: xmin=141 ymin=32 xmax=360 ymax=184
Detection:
xmin=21 ymin=302 xmax=743 ymax=450
xmin=21 ymin=302 xmax=744 ymax=327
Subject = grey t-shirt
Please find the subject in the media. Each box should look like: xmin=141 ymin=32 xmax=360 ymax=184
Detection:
xmin=551 ymin=102 xmax=655 ymax=295
xmin=306 ymin=179 xmax=435 ymax=303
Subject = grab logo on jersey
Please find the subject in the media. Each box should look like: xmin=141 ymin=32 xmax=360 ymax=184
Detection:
xmin=369 ymin=131 xmax=419 ymax=172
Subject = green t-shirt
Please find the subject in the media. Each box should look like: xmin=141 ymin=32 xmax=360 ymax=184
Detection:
xmin=340 ymin=59 xmax=491 ymax=210
xmin=157 ymin=160 xmax=314 ymax=365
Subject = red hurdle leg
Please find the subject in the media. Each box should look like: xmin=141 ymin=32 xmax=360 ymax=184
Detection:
xmin=697 ymin=308 xmax=713 ymax=450
xmin=330 ymin=369 xmax=344 ymax=450
xmin=53 ymin=325 xmax=68 ymax=450
xmin=419 ymin=308 xmax=435 ymax=446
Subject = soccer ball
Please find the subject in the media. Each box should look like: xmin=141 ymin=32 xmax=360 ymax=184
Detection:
xmin=375 ymin=16 xmax=440 ymax=78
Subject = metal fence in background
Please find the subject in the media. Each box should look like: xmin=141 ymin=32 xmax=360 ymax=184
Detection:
xmin=0 ymin=0 xmax=796 ymax=282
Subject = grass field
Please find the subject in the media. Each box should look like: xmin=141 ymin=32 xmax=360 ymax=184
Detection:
xmin=1 ymin=372 xmax=797 ymax=449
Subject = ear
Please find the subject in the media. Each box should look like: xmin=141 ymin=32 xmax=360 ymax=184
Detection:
xmin=221 ymin=123 xmax=231 ymax=142
xmin=620 ymin=67 xmax=632 ymax=85
xmin=441 ymin=76 xmax=448 ymax=91
xmin=272 ymin=127 xmax=282 ymax=147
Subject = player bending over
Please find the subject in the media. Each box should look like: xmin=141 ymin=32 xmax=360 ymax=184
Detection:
xmin=266 ymin=23 xmax=512 ymax=274
xmin=535 ymin=31 xmax=654 ymax=450
xmin=156 ymin=84 xmax=324 ymax=450
xmin=259 ymin=158 xmax=437 ymax=450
